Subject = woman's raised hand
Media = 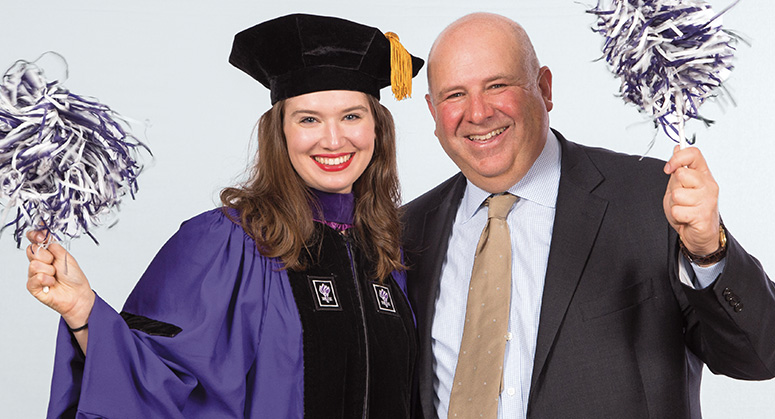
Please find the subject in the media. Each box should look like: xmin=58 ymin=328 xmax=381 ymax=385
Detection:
xmin=26 ymin=230 xmax=95 ymax=331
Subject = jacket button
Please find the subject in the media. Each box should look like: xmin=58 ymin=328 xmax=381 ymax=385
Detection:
xmin=734 ymin=303 xmax=744 ymax=313
xmin=723 ymin=288 xmax=732 ymax=297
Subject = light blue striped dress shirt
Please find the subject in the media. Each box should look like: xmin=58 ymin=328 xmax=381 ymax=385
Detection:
xmin=431 ymin=131 xmax=724 ymax=419
xmin=432 ymin=131 xmax=561 ymax=419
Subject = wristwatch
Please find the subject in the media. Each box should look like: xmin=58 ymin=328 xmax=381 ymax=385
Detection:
xmin=679 ymin=222 xmax=727 ymax=265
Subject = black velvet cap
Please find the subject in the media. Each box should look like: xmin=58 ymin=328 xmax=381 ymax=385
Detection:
xmin=229 ymin=13 xmax=424 ymax=104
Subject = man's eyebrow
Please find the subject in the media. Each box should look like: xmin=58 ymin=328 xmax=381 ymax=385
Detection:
xmin=434 ymin=74 xmax=515 ymax=99
xmin=434 ymin=85 xmax=463 ymax=99
xmin=481 ymin=74 xmax=517 ymax=86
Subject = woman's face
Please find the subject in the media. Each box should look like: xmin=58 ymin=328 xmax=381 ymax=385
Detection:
xmin=283 ymin=90 xmax=376 ymax=194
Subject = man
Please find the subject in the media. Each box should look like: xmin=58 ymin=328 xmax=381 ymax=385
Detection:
xmin=402 ymin=12 xmax=775 ymax=419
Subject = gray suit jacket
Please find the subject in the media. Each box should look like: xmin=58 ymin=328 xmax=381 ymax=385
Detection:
xmin=402 ymin=131 xmax=775 ymax=418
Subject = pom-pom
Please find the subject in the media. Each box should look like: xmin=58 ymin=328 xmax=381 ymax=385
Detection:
xmin=0 ymin=52 xmax=150 ymax=247
xmin=588 ymin=0 xmax=740 ymax=148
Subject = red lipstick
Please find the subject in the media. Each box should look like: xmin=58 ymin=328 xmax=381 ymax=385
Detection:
xmin=312 ymin=152 xmax=355 ymax=172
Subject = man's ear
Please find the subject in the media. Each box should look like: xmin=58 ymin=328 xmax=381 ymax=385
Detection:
xmin=538 ymin=66 xmax=553 ymax=112
xmin=425 ymin=93 xmax=437 ymax=121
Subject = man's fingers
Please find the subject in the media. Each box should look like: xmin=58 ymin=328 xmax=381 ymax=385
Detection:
xmin=664 ymin=146 xmax=709 ymax=174
xmin=667 ymin=185 xmax=707 ymax=207
xmin=669 ymin=167 xmax=704 ymax=189
xmin=668 ymin=202 xmax=704 ymax=225
xmin=667 ymin=182 xmax=716 ymax=222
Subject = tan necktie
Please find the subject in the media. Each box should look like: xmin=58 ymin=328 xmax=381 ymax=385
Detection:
xmin=448 ymin=193 xmax=517 ymax=419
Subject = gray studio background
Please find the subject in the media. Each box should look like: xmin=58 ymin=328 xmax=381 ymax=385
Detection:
xmin=1 ymin=1 xmax=773 ymax=417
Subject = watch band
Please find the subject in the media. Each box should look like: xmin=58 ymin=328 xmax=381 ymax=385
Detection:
xmin=679 ymin=222 xmax=727 ymax=265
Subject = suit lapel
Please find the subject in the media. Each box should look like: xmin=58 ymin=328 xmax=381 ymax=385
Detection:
xmin=407 ymin=173 xmax=467 ymax=419
xmin=409 ymin=134 xmax=609 ymax=417
xmin=529 ymin=135 xmax=608 ymax=404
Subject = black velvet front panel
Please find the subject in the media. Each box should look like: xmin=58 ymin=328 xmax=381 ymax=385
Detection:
xmin=288 ymin=224 xmax=416 ymax=418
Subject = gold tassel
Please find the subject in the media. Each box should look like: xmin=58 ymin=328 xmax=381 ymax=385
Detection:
xmin=384 ymin=32 xmax=413 ymax=100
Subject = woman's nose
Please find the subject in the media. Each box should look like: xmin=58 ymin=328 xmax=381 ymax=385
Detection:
xmin=320 ymin=122 xmax=345 ymax=150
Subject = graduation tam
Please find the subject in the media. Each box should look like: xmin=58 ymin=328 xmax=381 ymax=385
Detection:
xmin=229 ymin=13 xmax=424 ymax=104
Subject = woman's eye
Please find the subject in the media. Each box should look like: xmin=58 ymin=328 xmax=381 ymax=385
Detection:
xmin=300 ymin=116 xmax=317 ymax=124
xmin=344 ymin=114 xmax=361 ymax=121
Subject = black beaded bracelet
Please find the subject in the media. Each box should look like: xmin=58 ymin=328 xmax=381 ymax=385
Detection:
xmin=68 ymin=323 xmax=89 ymax=333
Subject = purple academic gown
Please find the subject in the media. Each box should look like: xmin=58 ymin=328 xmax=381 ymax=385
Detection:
xmin=47 ymin=192 xmax=412 ymax=418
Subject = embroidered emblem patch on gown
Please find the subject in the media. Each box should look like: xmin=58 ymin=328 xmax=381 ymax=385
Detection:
xmin=308 ymin=276 xmax=341 ymax=310
xmin=372 ymin=283 xmax=396 ymax=313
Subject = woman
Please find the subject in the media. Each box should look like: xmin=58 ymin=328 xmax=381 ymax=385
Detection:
xmin=26 ymin=14 xmax=423 ymax=418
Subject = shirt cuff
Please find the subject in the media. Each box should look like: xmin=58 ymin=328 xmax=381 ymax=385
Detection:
xmin=678 ymin=255 xmax=726 ymax=289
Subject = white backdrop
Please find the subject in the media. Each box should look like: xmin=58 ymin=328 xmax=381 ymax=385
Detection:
xmin=1 ymin=1 xmax=773 ymax=417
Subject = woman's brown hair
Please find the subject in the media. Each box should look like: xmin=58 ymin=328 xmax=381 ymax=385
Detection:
xmin=220 ymin=94 xmax=403 ymax=280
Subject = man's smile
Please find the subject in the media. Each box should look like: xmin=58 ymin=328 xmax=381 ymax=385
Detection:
xmin=466 ymin=127 xmax=507 ymax=142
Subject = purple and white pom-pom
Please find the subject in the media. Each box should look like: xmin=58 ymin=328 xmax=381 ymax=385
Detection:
xmin=0 ymin=53 xmax=150 ymax=247
xmin=589 ymin=0 xmax=740 ymax=148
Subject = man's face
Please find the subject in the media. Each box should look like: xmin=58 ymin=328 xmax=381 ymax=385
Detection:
xmin=425 ymin=23 xmax=553 ymax=193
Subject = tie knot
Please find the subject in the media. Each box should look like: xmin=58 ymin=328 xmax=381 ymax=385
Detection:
xmin=486 ymin=193 xmax=517 ymax=219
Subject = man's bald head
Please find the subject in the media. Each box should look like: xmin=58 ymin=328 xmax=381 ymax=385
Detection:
xmin=426 ymin=13 xmax=541 ymax=97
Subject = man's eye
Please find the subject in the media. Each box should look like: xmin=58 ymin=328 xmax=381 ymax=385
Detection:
xmin=446 ymin=92 xmax=463 ymax=100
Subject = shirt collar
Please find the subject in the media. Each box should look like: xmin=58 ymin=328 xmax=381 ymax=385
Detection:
xmin=461 ymin=130 xmax=562 ymax=222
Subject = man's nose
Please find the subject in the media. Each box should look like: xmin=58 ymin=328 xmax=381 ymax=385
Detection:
xmin=467 ymin=93 xmax=494 ymax=124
